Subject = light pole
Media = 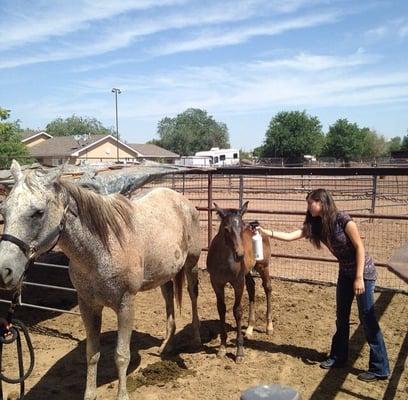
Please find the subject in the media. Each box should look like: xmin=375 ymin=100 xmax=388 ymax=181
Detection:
xmin=112 ymin=88 xmax=121 ymax=162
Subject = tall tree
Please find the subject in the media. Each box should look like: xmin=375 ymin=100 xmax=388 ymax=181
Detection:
xmin=260 ymin=111 xmax=324 ymax=161
xmin=360 ymin=129 xmax=387 ymax=160
xmin=46 ymin=115 xmax=113 ymax=137
xmin=0 ymin=108 xmax=31 ymax=168
xmin=323 ymin=119 xmax=367 ymax=162
xmin=401 ymin=134 xmax=408 ymax=150
xmin=155 ymin=108 xmax=230 ymax=155
xmin=386 ymin=136 xmax=402 ymax=154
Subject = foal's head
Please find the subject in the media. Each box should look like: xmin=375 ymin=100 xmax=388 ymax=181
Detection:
xmin=214 ymin=201 xmax=249 ymax=262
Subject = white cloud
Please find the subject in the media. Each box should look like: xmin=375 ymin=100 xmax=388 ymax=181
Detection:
xmin=0 ymin=0 xmax=188 ymax=51
xmin=152 ymin=11 xmax=342 ymax=55
xmin=24 ymin=50 xmax=407 ymax=122
xmin=0 ymin=0 xmax=347 ymax=69
xmin=0 ymin=0 xmax=292 ymax=69
xmin=252 ymin=49 xmax=379 ymax=71
xmin=364 ymin=18 xmax=408 ymax=41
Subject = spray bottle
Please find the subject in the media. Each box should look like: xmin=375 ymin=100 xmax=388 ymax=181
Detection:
xmin=249 ymin=221 xmax=263 ymax=261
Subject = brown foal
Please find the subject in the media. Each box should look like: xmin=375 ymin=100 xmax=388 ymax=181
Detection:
xmin=206 ymin=201 xmax=273 ymax=363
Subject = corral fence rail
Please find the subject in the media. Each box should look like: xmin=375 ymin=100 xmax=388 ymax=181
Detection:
xmin=142 ymin=166 xmax=408 ymax=294
xmin=0 ymin=166 xmax=407 ymax=315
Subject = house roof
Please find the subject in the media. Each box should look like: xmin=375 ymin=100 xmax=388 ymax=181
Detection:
xmin=129 ymin=143 xmax=179 ymax=158
xmin=20 ymin=130 xmax=52 ymax=141
xmin=29 ymin=134 xmax=109 ymax=157
xmin=27 ymin=134 xmax=177 ymax=159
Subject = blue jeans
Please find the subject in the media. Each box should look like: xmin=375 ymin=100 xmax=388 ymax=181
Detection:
xmin=329 ymin=274 xmax=390 ymax=377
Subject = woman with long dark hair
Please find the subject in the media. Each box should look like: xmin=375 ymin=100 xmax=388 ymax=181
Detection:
xmin=256 ymin=188 xmax=390 ymax=381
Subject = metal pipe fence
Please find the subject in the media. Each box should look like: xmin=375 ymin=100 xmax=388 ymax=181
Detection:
xmin=0 ymin=166 xmax=407 ymax=316
xmin=141 ymin=167 xmax=408 ymax=293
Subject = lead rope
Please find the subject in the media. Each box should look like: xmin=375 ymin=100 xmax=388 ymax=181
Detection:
xmin=0 ymin=284 xmax=35 ymax=400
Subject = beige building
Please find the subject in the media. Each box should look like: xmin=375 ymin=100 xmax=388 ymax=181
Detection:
xmin=22 ymin=132 xmax=179 ymax=166
xmin=21 ymin=130 xmax=53 ymax=147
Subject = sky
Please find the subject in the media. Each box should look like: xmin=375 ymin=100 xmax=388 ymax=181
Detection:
xmin=1 ymin=0 xmax=407 ymax=151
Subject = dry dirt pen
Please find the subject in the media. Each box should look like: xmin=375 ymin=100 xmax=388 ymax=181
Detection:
xmin=0 ymin=166 xmax=407 ymax=400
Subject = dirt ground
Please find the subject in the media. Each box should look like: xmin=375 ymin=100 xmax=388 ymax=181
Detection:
xmin=1 ymin=269 xmax=407 ymax=400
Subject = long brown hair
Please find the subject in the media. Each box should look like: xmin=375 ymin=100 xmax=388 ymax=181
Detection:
xmin=303 ymin=188 xmax=338 ymax=249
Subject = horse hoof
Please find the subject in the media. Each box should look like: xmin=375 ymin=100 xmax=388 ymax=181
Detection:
xmin=217 ymin=347 xmax=226 ymax=358
xmin=191 ymin=339 xmax=202 ymax=351
xmin=245 ymin=326 xmax=254 ymax=337
xmin=266 ymin=323 xmax=274 ymax=335
xmin=235 ymin=355 xmax=244 ymax=364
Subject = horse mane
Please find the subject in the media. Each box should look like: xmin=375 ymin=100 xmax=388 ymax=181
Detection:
xmin=58 ymin=179 xmax=134 ymax=250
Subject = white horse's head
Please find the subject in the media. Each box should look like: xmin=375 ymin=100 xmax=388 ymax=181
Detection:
xmin=0 ymin=161 xmax=64 ymax=289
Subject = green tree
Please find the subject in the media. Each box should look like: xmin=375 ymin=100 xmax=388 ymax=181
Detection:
xmin=360 ymin=129 xmax=387 ymax=160
xmin=323 ymin=119 xmax=367 ymax=163
xmin=0 ymin=108 xmax=31 ymax=169
xmin=386 ymin=136 xmax=402 ymax=154
xmin=260 ymin=111 xmax=324 ymax=161
xmin=155 ymin=108 xmax=230 ymax=155
xmin=401 ymin=134 xmax=408 ymax=150
xmin=46 ymin=115 xmax=113 ymax=137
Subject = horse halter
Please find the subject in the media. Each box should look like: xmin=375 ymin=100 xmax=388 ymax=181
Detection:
xmin=0 ymin=205 xmax=69 ymax=267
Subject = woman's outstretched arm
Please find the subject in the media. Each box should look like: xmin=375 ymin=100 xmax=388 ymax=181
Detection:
xmin=257 ymin=226 xmax=305 ymax=241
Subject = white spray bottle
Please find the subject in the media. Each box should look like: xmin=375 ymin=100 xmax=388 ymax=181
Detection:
xmin=250 ymin=222 xmax=264 ymax=261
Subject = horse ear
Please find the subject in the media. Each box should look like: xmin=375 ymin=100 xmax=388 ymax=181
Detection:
xmin=240 ymin=201 xmax=249 ymax=216
xmin=213 ymin=202 xmax=226 ymax=218
xmin=10 ymin=159 xmax=23 ymax=182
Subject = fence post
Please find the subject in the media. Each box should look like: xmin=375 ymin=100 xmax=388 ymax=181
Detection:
xmin=182 ymin=173 xmax=185 ymax=195
xmin=239 ymin=175 xmax=244 ymax=208
xmin=207 ymin=172 xmax=213 ymax=250
xmin=371 ymin=174 xmax=378 ymax=214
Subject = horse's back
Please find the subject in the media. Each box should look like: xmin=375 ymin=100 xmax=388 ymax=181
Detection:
xmin=132 ymin=187 xmax=199 ymax=228
xmin=130 ymin=187 xmax=201 ymax=290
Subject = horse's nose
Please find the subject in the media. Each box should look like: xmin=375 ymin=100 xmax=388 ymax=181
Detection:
xmin=0 ymin=266 xmax=13 ymax=287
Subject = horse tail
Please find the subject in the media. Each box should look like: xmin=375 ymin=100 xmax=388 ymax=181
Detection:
xmin=174 ymin=267 xmax=185 ymax=311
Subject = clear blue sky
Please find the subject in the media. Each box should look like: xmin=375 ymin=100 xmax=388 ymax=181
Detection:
xmin=1 ymin=0 xmax=407 ymax=150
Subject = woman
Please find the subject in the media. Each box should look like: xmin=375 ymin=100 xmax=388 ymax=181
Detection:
xmin=256 ymin=188 xmax=390 ymax=381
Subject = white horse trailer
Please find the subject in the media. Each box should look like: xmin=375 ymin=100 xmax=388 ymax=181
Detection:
xmin=195 ymin=148 xmax=239 ymax=166
xmin=175 ymin=148 xmax=240 ymax=167
xmin=175 ymin=156 xmax=213 ymax=167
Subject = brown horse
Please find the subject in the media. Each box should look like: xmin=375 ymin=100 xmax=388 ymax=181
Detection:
xmin=206 ymin=201 xmax=272 ymax=363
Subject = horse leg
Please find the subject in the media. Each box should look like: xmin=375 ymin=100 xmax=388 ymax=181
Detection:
xmin=232 ymin=278 xmax=245 ymax=363
xmin=185 ymin=262 xmax=201 ymax=348
xmin=211 ymin=279 xmax=227 ymax=358
xmin=245 ymin=272 xmax=256 ymax=338
xmin=78 ymin=297 xmax=102 ymax=400
xmin=158 ymin=280 xmax=176 ymax=354
xmin=259 ymin=265 xmax=273 ymax=334
xmin=115 ymin=293 xmax=135 ymax=400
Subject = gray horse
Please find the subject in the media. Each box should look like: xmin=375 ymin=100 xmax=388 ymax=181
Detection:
xmin=0 ymin=161 xmax=201 ymax=400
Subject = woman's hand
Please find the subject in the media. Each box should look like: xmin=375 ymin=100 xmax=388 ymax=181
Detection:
xmin=256 ymin=226 xmax=270 ymax=236
xmin=354 ymin=277 xmax=365 ymax=295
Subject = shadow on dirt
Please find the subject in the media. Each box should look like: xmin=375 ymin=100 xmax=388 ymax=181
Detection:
xmin=23 ymin=330 xmax=162 ymax=400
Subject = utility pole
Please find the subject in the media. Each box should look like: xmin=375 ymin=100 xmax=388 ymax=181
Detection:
xmin=111 ymin=88 xmax=121 ymax=162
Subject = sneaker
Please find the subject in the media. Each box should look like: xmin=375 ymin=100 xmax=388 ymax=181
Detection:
xmin=320 ymin=358 xmax=346 ymax=369
xmin=357 ymin=372 xmax=388 ymax=382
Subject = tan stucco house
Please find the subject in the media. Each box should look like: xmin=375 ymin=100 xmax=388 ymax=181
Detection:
xmin=21 ymin=130 xmax=53 ymax=147
xmin=22 ymin=131 xmax=179 ymax=166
